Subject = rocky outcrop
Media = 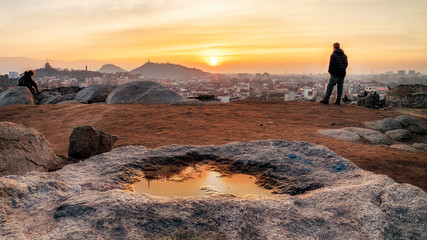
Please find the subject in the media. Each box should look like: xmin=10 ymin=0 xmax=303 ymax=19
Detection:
xmin=386 ymin=84 xmax=427 ymax=108
xmin=365 ymin=117 xmax=402 ymax=133
xmin=385 ymin=129 xmax=411 ymax=141
xmin=390 ymin=144 xmax=417 ymax=153
xmin=75 ymin=85 xmax=114 ymax=104
xmin=343 ymin=127 xmax=392 ymax=145
xmin=0 ymin=140 xmax=425 ymax=239
xmin=68 ymin=126 xmax=119 ymax=158
xmin=412 ymin=143 xmax=427 ymax=151
xmin=0 ymin=87 xmax=34 ymax=107
xmin=106 ymin=81 xmax=184 ymax=104
xmin=357 ymin=91 xmax=385 ymax=109
xmin=317 ymin=129 xmax=360 ymax=142
xmin=395 ymin=115 xmax=427 ymax=134
xmin=0 ymin=122 xmax=60 ymax=176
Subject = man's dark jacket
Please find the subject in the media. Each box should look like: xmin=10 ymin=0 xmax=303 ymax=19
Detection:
xmin=328 ymin=48 xmax=348 ymax=78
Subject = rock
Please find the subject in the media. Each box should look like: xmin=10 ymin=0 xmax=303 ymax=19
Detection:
xmin=0 ymin=140 xmax=426 ymax=239
xmin=390 ymin=144 xmax=417 ymax=153
xmin=343 ymin=127 xmax=392 ymax=145
xmin=395 ymin=115 xmax=427 ymax=134
xmin=75 ymin=85 xmax=113 ymax=104
xmin=365 ymin=117 xmax=402 ymax=133
xmin=171 ymin=99 xmax=204 ymax=105
xmin=385 ymin=129 xmax=411 ymax=141
xmin=68 ymin=126 xmax=119 ymax=158
xmin=318 ymin=129 xmax=360 ymax=142
xmin=386 ymin=84 xmax=427 ymax=108
xmin=412 ymin=143 xmax=427 ymax=151
xmin=42 ymin=95 xmax=66 ymax=105
xmin=357 ymin=92 xmax=385 ymax=109
xmin=63 ymin=92 xmax=76 ymax=100
xmin=0 ymin=122 xmax=60 ymax=176
xmin=57 ymin=100 xmax=79 ymax=104
xmin=106 ymin=81 xmax=184 ymax=104
xmin=0 ymin=87 xmax=34 ymax=107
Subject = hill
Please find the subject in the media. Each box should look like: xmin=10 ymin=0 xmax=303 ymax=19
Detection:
xmin=98 ymin=64 xmax=128 ymax=74
xmin=130 ymin=62 xmax=209 ymax=79
xmin=0 ymin=101 xmax=425 ymax=191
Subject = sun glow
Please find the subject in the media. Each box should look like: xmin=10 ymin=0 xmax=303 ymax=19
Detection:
xmin=209 ymin=57 xmax=219 ymax=66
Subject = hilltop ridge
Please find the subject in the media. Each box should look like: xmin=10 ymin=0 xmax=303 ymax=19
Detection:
xmin=130 ymin=61 xmax=209 ymax=79
xmin=98 ymin=64 xmax=128 ymax=74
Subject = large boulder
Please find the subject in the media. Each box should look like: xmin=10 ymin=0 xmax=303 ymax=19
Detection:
xmin=386 ymin=84 xmax=427 ymax=108
xmin=106 ymin=81 xmax=184 ymax=104
xmin=357 ymin=92 xmax=385 ymax=109
xmin=0 ymin=122 xmax=60 ymax=176
xmin=0 ymin=140 xmax=426 ymax=239
xmin=365 ymin=117 xmax=402 ymax=133
xmin=0 ymin=87 xmax=34 ymax=107
xmin=68 ymin=126 xmax=119 ymax=158
xmin=75 ymin=85 xmax=113 ymax=104
xmin=395 ymin=115 xmax=427 ymax=134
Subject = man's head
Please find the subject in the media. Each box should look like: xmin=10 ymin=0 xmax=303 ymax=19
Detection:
xmin=333 ymin=42 xmax=340 ymax=49
xmin=28 ymin=70 xmax=35 ymax=76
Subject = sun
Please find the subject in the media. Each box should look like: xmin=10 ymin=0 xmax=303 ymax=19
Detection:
xmin=208 ymin=57 xmax=219 ymax=66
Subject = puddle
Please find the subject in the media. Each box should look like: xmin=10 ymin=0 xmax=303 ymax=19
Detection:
xmin=134 ymin=165 xmax=273 ymax=197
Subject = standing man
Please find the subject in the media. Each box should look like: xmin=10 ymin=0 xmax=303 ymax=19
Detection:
xmin=320 ymin=42 xmax=348 ymax=105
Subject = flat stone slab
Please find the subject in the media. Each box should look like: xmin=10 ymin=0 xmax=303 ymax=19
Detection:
xmin=390 ymin=144 xmax=418 ymax=153
xmin=342 ymin=127 xmax=392 ymax=145
xmin=0 ymin=140 xmax=425 ymax=239
xmin=412 ymin=143 xmax=427 ymax=151
xmin=318 ymin=129 xmax=360 ymax=142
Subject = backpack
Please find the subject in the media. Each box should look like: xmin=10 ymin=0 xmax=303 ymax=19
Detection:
xmin=17 ymin=71 xmax=27 ymax=86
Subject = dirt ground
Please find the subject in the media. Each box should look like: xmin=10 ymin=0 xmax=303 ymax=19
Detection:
xmin=0 ymin=101 xmax=426 ymax=191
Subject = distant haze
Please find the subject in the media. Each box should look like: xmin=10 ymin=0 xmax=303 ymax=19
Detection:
xmin=1 ymin=0 xmax=426 ymax=74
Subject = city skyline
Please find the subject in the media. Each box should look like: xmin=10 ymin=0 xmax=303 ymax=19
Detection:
xmin=1 ymin=0 xmax=426 ymax=74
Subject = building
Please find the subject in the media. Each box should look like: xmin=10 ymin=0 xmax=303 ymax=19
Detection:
xmin=398 ymin=70 xmax=406 ymax=78
xmin=408 ymin=70 xmax=416 ymax=77
xmin=9 ymin=72 xmax=19 ymax=79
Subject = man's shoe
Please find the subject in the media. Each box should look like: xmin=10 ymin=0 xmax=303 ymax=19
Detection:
xmin=333 ymin=101 xmax=340 ymax=105
xmin=320 ymin=100 xmax=329 ymax=104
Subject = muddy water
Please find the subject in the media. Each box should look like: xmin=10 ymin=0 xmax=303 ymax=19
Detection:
xmin=134 ymin=165 xmax=273 ymax=197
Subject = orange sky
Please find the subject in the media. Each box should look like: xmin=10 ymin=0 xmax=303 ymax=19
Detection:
xmin=1 ymin=0 xmax=426 ymax=74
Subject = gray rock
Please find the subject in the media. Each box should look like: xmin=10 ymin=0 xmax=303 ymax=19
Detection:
xmin=390 ymin=144 xmax=417 ymax=153
xmin=0 ymin=87 xmax=34 ymax=107
xmin=75 ymin=85 xmax=113 ymax=104
xmin=318 ymin=129 xmax=360 ymax=142
xmin=106 ymin=81 xmax=184 ymax=104
xmin=343 ymin=127 xmax=392 ymax=145
xmin=171 ymin=99 xmax=204 ymax=105
xmin=57 ymin=100 xmax=79 ymax=104
xmin=63 ymin=92 xmax=76 ymax=100
xmin=41 ymin=95 xmax=66 ymax=105
xmin=365 ymin=117 xmax=402 ymax=133
xmin=412 ymin=143 xmax=427 ymax=151
xmin=0 ymin=140 xmax=426 ymax=239
xmin=0 ymin=122 xmax=61 ymax=176
xmin=68 ymin=126 xmax=119 ymax=158
xmin=385 ymin=129 xmax=412 ymax=141
xmin=395 ymin=115 xmax=427 ymax=134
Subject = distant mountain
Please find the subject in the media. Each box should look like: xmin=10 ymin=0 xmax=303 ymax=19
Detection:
xmin=98 ymin=64 xmax=128 ymax=74
xmin=130 ymin=62 xmax=209 ymax=79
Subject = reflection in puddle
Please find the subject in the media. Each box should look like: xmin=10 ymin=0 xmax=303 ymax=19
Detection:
xmin=134 ymin=165 xmax=273 ymax=197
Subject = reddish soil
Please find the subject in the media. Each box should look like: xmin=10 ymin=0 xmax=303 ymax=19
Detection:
xmin=1 ymin=101 xmax=426 ymax=191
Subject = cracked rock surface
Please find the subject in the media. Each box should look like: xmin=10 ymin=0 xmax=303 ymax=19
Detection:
xmin=0 ymin=140 xmax=426 ymax=239
xmin=0 ymin=122 xmax=61 ymax=176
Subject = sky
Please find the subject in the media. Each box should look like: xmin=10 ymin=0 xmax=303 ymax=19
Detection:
xmin=1 ymin=0 xmax=426 ymax=74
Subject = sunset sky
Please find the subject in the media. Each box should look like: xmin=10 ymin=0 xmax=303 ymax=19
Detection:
xmin=1 ymin=0 xmax=426 ymax=74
